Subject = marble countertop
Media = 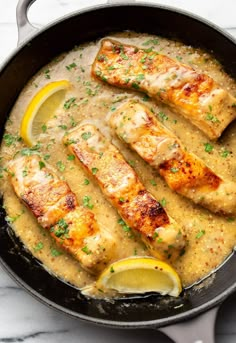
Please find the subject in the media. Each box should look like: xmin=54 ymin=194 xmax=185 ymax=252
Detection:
xmin=0 ymin=1 xmax=236 ymax=342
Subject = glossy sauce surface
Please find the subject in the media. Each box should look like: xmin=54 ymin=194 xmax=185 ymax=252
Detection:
xmin=1 ymin=32 xmax=236 ymax=293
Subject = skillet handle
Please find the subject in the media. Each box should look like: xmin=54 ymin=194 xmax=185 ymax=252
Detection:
xmin=108 ymin=0 xmax=136 ymax=3
xmin=16 ymin=0 xmax=136 ymax=45
xmin=16 ymin=0 xmax=38 ymax=46
xmin=158 ymin=306 xmax=219 ymax=343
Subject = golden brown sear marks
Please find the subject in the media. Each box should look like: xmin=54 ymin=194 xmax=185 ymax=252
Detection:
xmin=159 ymin=153 xmax=221 ymax=192
xmin=8 ymin=155 xmax=115 ymax=274
xmin=109 ymin=101 xmax=236 ymax=215
xmin=8 ymin=155 xmax=76 ymax=228
xmin=92 ymin=39 xmax=236 ymax=140
xmin=64 ymin=124 xmax=186 ymax=261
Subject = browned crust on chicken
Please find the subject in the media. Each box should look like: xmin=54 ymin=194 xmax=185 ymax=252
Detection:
xmin=8 ymin=155 xmax=115 ymax=274
xmin=64 ymin=124 xmax=186 ymax=261
xmin=92 ymin=39 xmax=236 ymax=140
xmin=22 ymin=182 xmax=77 ymax=228
xmin=109 ymin=101 xmax=236 ymax=215
xmin=159 ymin=151 xmax=221 ymax=192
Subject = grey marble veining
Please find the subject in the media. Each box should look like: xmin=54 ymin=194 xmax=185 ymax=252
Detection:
xmin=0 ymin=1 xmax=236 ymax=342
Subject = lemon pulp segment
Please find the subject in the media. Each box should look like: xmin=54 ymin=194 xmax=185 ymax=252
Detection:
xmin=20 ymin=80 xmax=70 ymax=146
xmin=96 ymin=257 xmax=182 ymax=297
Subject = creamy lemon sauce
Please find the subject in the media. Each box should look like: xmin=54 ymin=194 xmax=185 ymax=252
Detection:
xmin=1 ymin=32 xmax=236 ymax=294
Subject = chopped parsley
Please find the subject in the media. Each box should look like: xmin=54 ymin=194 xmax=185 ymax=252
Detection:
xmin=97 ymin=54 xmax=108 ymax=62
xmin=144 ymin=47 xmax=153 ymax=53
xmin=64 ymin=138 xmax=76 ymax=146
xmin=118 ymin=218 xmax=131 ymax=233
xmin=128 ymin=160 xmax=135 ymax=167
xmin=54 ymin=219 xmax=69 ymax=238
xmin=158 ymin=111 xmax=168 ymax=121
xmin=120 ymin=52 xmax=129 ymax=60
xmin=66 ymin=62 xmax=77 ymax=71
xmin=67 ymin=154 xmax=75 ymax=161
xmin=170 ymin=167 xmax=179 ymax=173
xmin=63 ymin=97 xmax=77 ymax=110
xmin=92 ymin=167 xmax=99 ymax=175
xmin=58 ymin=124 xmax=68 ymax=130
xmin=131 ymin=82 xmax=140 ymax=90
xmin=142 ymin=94 xmax=150 ymax=102
xmin=220 ymin=150 xmax=230 ymax=158
xmin=5 ymin=210 xmax=24 ymax=224
xmin=44 ymin=69 xmax=50 ymax=79
xmin=95 ymin=70 xmax=102 ymax=77
xmin=204 ymin=143 xmax=214 ymax=153
xmin=70 ymin=116 xmax=77 ymax=127
xmin=58 ymin=218 xmax=69 ymax=230
xmin=22 ymin=169 xmax=28 ymax=177
xmin=34 ymin=242 xmax=44 ymax=252
xmin=160 ymin=198 xmax=167 ymax=207
xmin=196 ymin=230 xmax=206 ymax=239
xmin=83 ymin=178 xmax=90 ymax=185
xmin=41 ymin=124 xmax=47 ymax=133
xmin=205 ymin=113 xmax=220 ymax=123
xmin=20 ymin=143 xmax=41 ymax=156
xmin=81 ymin=132 xmax=92 ymax=140
xmin=110 ymin=105 xmax=117 ymax=112
xmin=110 ymin=266 xmax=115 ymax=273
xmin=81 ymin=245 xmax=92 ymax=255
xmin=54 ymin=228 xmax=67 ymax=238
xmin=176 ymin=55 xmax=183 ymax=62
xmin=140 ymin=55 xmax=147 ymax=63
xmin=3 ymin=133 xmax=21 ymax=147
xmin=39 ymin=161 xmax=45 ymax=170
xmin=136 ymin=74 xmax=145 ymax=81
xmin=50 ymin=248 xmax=63 ymax=257
xmin=142 ymin=38 xmax=159 ymax=46
xmin=152 ymin=232 xmax=159 ymax=240
xmin=86 ymin=87 xmax=99 ymax=97
xmin=150 ymin=179 xmax=157 ymax=186
xmin=56 ymin=161 xmax=65 ymax=172
xmin=43 ymin=154 xmax=51 ymax=161
xmin=83 ymin=195 xmax=94 ymax=209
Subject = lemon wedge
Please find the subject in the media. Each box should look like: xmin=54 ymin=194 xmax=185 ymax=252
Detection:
xmin=96 ymin=257 xmax=182 ymax=297
xmin=20 ymin=80 xmax=71 ymax=146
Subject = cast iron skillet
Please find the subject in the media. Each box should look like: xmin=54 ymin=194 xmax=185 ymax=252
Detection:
xmin=0 ymin=0 xmax=236 ymax=342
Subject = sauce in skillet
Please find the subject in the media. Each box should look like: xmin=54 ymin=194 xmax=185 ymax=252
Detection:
xmin=1 ymin=32 xmax=236 ymax=295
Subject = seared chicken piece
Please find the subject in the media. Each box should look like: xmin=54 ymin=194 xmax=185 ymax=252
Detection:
xmin=8 ymin=155 xmax=115 ymax=274
xmin=109 ymin=101 xmax=236 ymax=215
xmin=92 ymin=39 xmax=236 ymax=140
xmin=64 ymin=125 xmax=186 ymax=261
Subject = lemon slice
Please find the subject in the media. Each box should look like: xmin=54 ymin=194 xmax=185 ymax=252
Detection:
xmin=96 ymin=257 xmax=182 ymax=297
xmin=20 ymin=80 xmax=71 ymax=146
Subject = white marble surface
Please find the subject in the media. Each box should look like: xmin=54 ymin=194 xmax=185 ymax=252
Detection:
xmin=0 ymin=1 xmax=236 ymax=342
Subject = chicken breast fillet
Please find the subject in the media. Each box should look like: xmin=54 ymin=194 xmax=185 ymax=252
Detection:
xmin=92 ymin=39 xmax=236 ymax=140
xmin=64 ymin=124 xmax=186 ymax=261
xmin=109 ymin=100 xmax=236 ymax=215
xmin=8 ymin=155 xmax=115 ymax=274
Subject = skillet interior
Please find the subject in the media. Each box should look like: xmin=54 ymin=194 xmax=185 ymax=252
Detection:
xmin=0 ymin=3 xmax=236 ymax=327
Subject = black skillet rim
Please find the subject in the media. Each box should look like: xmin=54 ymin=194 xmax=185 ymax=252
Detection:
xmin=0 ymin=2 xmax=236 ymax=328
